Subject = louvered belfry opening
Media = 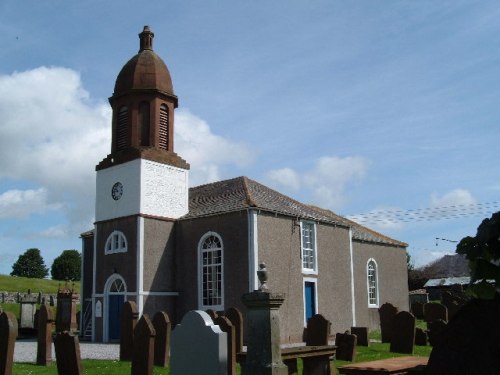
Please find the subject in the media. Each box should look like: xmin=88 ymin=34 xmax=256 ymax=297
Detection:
xmin=139 ymin=101 xmax=150 ymax=147
xmin=159 ymin=104 xmax=169 ymax=150
xmin=116 ymin=106 xmax=128 ymax=151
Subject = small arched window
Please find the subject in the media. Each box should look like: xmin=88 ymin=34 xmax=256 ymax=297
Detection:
xmin=367 ymin=259 xmax=379 ymax=307
xmin=159 ymin=104 xmax=169 ymax=150
xmin=116 ymin=106 xmax=128 ymax=150
xmin=105 ymin=231 xmax=127 ymax=254
xmin=198 ymin=232 xmax=224 ymax=310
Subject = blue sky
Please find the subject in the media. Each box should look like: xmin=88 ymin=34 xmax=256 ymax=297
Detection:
xmin=1 ymin=1 xmax=499 ymax=275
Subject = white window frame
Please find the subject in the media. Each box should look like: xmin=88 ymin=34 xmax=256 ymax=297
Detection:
xmin=104 ymin=231 xmax=128 ymax=254
xmin=300 ymin=220 xmax=318 ymax=274
xmin=303 ymin=277 xmax=319 ymax=326
xmin=197 ymin=232 xmax=224 ymax=311
xmin=367 ymin=258 xmax=379 ymax=308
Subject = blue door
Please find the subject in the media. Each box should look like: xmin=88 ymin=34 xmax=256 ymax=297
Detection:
xmin=108 ymin=294 xmax=124 ymax=340
xmin=305 ymin=282 xmax=316 ymax=323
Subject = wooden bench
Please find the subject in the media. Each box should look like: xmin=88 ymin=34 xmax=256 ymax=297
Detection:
xmin=338 ymin=356 xmax=428 ymax=375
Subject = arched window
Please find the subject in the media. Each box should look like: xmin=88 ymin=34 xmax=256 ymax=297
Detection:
xmin=198 ymin=232 xmax=224 ymax=310
xmin=139 ymin=101 xmax=150 ymax=146
xmin=159 ymin=104 xmax=169 ymax=150
xmin=367 ymin=259 xmax=379 ymax=307
xmin=116 ymin=106 xmax=128 ymax=150
xmin=105 ymin=231 xmax=127 ymax=254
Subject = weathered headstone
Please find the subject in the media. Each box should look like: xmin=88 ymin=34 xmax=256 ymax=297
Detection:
xmin=335 ymin=331 xmax=357 ymax=361
xmin=55 ymin=287 xmax=78 ymax=333
xmin=441 ymin=292 xmax=463 ymax=320
xmin=37 ymin=304 xmax=54 ymax=365
xmin=152 ymin=311 xmax=171 ymax=367
xmin=54 ymin=331 xmax=83 ymax=375
xmin=0 ymin=312 xmax=18 ymax=375
xmin=225 ymin=307 xmax=244 ymax=354
xmin=49 ymin=295 xmax=55 ymax=306
xmin=306 ymin=314 xmax=330 ymax=345
xmin=351 ymin=326 xmax=369 ymax=346
xmin=410 ymin=302 xmax=424 ymax=319
xmin=19 ymin=301 xmax=36 ymax=330
xmin=131 ymin=314 xmax=156 ymax=375
xmin=214 ymin=315 xmax=236 ymax=375
xmin=379 ymin=302 xmax=398 ymax=343
xmin=120 ymin=300 xmax=139 ymax=361
xmin=415 ymin=327 xmax=427 ymax=346
xmin=390 ymin=311 xmax=415 ymax=354
xmin=427 ymin=319 xmax=447 ymax=347
xmin=424 ymin=303 xmax=448 ymax=323
xmin=171 ymin=310 xmax=227 ymax=375
xmin=205 ymin=309 xmax=218 ymax=321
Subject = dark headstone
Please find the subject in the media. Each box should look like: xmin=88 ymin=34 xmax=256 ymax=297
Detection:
xmin=427 ymin=319 xmax=447 ymax=347
xmin=390 ymin=311 xmax=415 ymax=354
xmin=424 ymin=302 xmax=448 ymax=323
xmin=120 ymin=300 xmax=139 ymax=361
xmin=55 ymin=288 xmax=78 ymax=333
xmin=225 ymin=307 xmax=244 ymax=353
xmin=54 ymin=331 xmax=83 ymax=375
xmin=205 ymin=309 xmax=218 ymax=321
xmin=152 ymin=311 xmax=171 ymax=368
xmin=49 ymin=295 xmax=55 ymax=306
xmin=379 ymin=302 xmax=398 ymax=343
xmin=131 ymin=314 xmax=156 ymax=375
xmin=0 ymin=312 xmax=18 ymax=375
xmin=306 ymin=314 xmax=330 ymax=346
xmin=37 ymin=292 xmax=42 ymax=304
xmin=37 ymin=305 xmax=54 ymax=365
xmin=415 ymin=327 xmax=427 ymax=346
xmin=410 ymin=302 xmax=424 ymax=319
xmin=214 ymin=315 xmax=236 ymax=375
xmin=335 ymin=331 xmax=357 ymax=361
xmin=351 ymin=327 xmax=369 ymax=346
xmin=427 ymin=297 xmax=500 ymax=375
xmin=441 ymin=292 xmax=463 ymax=320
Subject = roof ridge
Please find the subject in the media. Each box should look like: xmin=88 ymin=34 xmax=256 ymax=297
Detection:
xmin=241 ymin=176 xmax=257 ymax=207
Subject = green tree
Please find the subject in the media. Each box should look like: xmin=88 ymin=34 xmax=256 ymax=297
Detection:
xmin=51 ymin=249 xmax=81 ymax=281
xmin=10 ymin=248 xmax=49 ymax=278
xmin=456 ymin=211 xmax=500 ymax=299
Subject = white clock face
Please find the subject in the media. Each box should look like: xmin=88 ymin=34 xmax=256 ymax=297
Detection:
xmin=111 ymin=182 xmax=123 ymax=200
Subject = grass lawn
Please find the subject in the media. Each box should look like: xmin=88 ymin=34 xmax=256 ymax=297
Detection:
xmin=0 ymin=274 xmax=80 ymax=294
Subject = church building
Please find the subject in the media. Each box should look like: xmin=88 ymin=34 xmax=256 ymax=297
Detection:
xmin=81 ymin=26 xmax=409 ymax=343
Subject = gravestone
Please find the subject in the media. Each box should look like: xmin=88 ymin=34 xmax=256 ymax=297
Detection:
xmin=37 ymin=292 xmax=42 ymax=304
xmin=306 ymin=314 xmax=330 ymax=346
xmin=424 ymin=302 xmax=448 ymax=323
xmin=37 ymin=304 xmax=54 ymax=365
xmin=0 ymin=312 xmax=18 ymax=375
xmin=351 ymin=326 xmax=369 ymax=346
xmin=378 ymin=302 xmax=398 ymax=343
xmin=441 ymin=292 xmax=462 ymax=320
xmin=49 ymin=295 xmax=55 ymax=306
xmin=390 ymin=311 xmax=415 ymax=354
xmin=335 ymin=331 xmax=357 ymax=361
xmin=214 ymin=315 xmax=236 ymax=375
xmin=414 ymin=327 xmax=427 ymax=346
xmin=131 ymin=314 xmax=156 ymax=375
xmin=152 ymin=311 xmax=171 ymax=367
xmin=170 ymin=310 xmax=227 ymax=375
xmin=55 ymin=287 xmax=78 ymax=333
xmin=225 ymin=307 xmax=244 ymax=353
xmin=120 ymin=300 xmax=139 ymax=361
xmin=205 ymin=309 xmax=218 ymax=321
xmin=427 ymin=319 xmax=447 ymax=347
xmin=410 ymin=302 xmax=424 ymax=319
xmin=54 ymin=331 xmax=83 ymax=375
xmin=19 ymin=301 xmax=36 ymax=330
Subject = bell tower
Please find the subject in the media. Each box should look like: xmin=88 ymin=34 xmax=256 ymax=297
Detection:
xmin=92 ymin=26 xmax=188 ymax=342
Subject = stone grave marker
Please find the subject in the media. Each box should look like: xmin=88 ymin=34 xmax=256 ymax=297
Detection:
xmin=0 ymin=312 xmax=18 ymax=375
xmin=205 ymin=309 xmax=218 ymax=321
xmin=152 ymin=311 xmax=171 ymax=367
xmin=49 ymin=295 xmax=55 ymax=306
xmin=225 ymin=307 xmax=244 ymax=354
xmin=335 ymin=331 xmax=357 ymax=361
xmin=120 ymin=300 xmax=139 ymax=361
xmin=351 ymin=326 xmax=369 ymax=346
xmin=306 ymin=314 xmax=330 ymax=345
xmin=424 ymin=302 xmax=448 ymax=323
xmin=55 ymin=287 xmax=78 ymax=333
xmin=390 ymin=311 xmax=416 ymax=354
xmin=410 ymin=302 xmax=424 ymax=319
xmin=427 ymin=319 xmax=447 ymax=347
xmin=415 ymin=327 xmax=427 ymax=346
xmin=441 ymin=292 xmax=462 ymax=320
xmin=131 ymin=314 xmax=156 ymax=375
xmin=379 ymin=302 xmax=398 ymax=343
xmin=171 ymin=310 xmax=227 ymax=375
xmin=19 ymin=301 xmax=36 ymax=330
xmin=37 ymin=304 xmax=54 ymax=365
xmin=214 ymin=315 xmax=236 ymax=375
xmin=54 ymin=331 xmax=83 ymax=375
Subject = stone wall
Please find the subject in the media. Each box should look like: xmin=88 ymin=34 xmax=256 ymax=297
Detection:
xmin=0 ymin=291 xmax=81 ymax=305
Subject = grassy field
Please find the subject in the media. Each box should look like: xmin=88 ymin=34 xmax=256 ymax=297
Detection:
xmin=0 ymin=274 xmax=80 ymax=294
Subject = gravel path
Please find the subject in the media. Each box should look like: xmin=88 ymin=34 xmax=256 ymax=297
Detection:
xmin=14 ymin=339 xmax=119 ymax=363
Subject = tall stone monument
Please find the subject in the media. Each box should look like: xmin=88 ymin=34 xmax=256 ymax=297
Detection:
xmin=55 ymin=284 xmax=78 ymax=333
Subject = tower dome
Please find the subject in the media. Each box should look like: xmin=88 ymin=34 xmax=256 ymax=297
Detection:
xmin=113 ymin=26 xmax=176 ymax=102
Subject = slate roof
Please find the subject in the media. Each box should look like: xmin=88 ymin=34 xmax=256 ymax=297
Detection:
xmin=183 ymin=176 xmax=407 ymax=248
xmin=424 ymin=277 xmax=471 ymax=287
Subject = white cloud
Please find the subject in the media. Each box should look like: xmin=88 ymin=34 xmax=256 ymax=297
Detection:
xmin=0 ymin=188 xmax=60 ymax=219
xmin=348 ymin=206 xmax=405 ymax=231
xmin=430 ymin=188 xmax=476 ymax=207
xmin=39 ymin=225 xmax=68 ymax=238
xmin=266 ymin=168 xmax=301 ymax=191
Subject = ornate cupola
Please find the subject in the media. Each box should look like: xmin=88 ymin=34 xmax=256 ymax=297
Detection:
xmin=97 ymin=26 xmax=189 ymax=171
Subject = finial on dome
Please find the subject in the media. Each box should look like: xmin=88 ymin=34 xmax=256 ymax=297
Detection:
xmin=139 ymin=26 xmax=154 ymax=52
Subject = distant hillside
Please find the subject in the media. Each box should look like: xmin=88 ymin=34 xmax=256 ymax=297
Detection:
xmin=418 ymin=254 xmax=470 ymax=278
xmin=0 ymin=274 xmax=80 ymax=294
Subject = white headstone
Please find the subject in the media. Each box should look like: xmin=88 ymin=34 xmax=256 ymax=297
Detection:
xmin=20 ymin=302 xmax=36 ymax=329
xmin=171 ymin=310 xmax=227 ymax=375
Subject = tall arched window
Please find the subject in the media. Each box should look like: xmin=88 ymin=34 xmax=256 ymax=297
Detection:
xmin=105 ymin=231 xmax=127 ymax=254
xmin=367 ymin=259 xmax=379 ymax=307
xmin=198 ymin=232 xmax=224 ymax=310
xmin=159 ymin=104 xmax=169 ymax=150
xmin=139 ymin=102 xmax=150 ymax=146
xmin=116 ymin=106 xmax=128 ymax=150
